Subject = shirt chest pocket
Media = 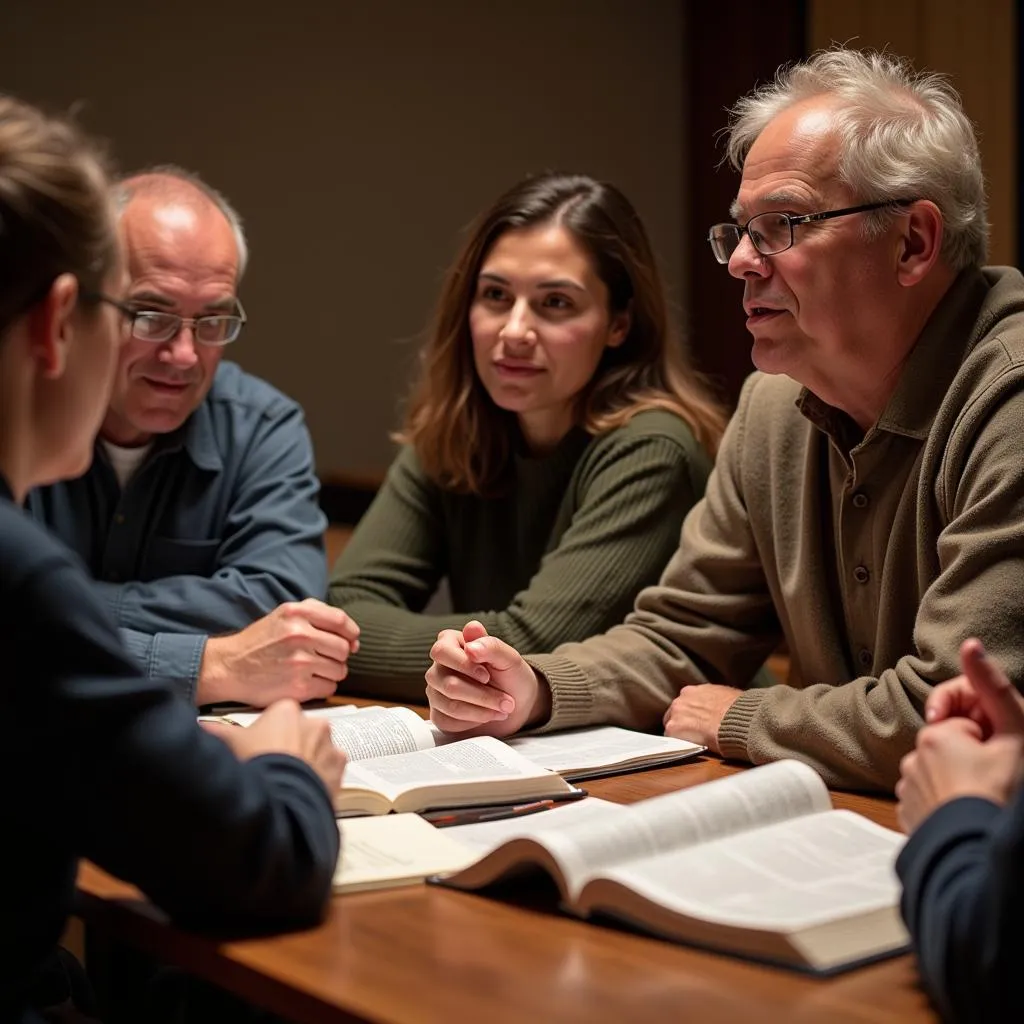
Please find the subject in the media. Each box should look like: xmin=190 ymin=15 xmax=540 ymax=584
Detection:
xmin=140 ymin=537 xmax=222 ymax=580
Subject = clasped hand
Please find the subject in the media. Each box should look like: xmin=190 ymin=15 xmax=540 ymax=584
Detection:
xmin=425 ymin=620 xmax=548 ymax=736
xmin=896 ymin=639 xmax=1024 ymax=833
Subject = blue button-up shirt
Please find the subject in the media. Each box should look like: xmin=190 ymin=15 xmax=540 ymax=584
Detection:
xmin=28 ymin=361 xmax=328 ymax=702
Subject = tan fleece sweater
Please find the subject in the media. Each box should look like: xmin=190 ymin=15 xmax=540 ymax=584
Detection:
xmin=528 ymin=267 xmax=1024 ymax=791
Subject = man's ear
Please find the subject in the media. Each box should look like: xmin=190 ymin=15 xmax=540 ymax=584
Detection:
xmin=27 ymin=273 xmax=79 ymax=378
xmin=896 ymin=201 xmax=944 ymax=287
xmin=606 ymin=304 xmax=632 ymax=349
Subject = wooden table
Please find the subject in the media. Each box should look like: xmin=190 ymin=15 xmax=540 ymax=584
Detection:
xmin=76 ymin=749 xmax=934 ymax=1024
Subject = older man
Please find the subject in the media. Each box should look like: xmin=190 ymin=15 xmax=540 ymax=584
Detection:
xmin=30 ymin=168 xmax=358 ymax=706
xmin=423 ymin=48 xmax=1024 ymax=791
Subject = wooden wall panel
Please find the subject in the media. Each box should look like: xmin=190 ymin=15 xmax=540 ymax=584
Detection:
xmin=683 ymin=4 xmax=806 ymax=406
xmin=809 ymin=0 xmax=1018 ymax=265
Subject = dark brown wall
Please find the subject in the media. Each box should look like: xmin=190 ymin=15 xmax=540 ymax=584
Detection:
xmin=4 ymin=2 xmax=1014 ymax=469
xmin=683 ymin=3 xmax=806 ymax=406
xmin=2 ymin=0 xmax=690 ymax=476
xmin=810 ymin=0 xmax=1017 ymax=267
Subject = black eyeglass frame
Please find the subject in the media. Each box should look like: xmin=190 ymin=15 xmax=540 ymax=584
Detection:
xmin=82 ymin=291 xmax=247 ymax=347
xmin=707 ymin=198 xmax=920 ymax=264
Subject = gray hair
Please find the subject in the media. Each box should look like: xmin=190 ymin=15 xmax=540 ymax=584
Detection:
xmin=115 ymin=164 xmax=249 ymax=279
xmin=724 ymin=48 xmax=988 ymax=270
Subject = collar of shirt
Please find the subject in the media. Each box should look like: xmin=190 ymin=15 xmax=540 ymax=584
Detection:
xmin=151 ymin=397 xmax=224 ymax=473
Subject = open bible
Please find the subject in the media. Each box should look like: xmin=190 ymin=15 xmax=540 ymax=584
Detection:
xmin=439 ymin=760 xmax=908 ymax=974
xmin=205 ymin=706 xmax=704 ymax=801
xmin=209 ymin=705 xmax=581 ymax=814
xmin=336 ymin=735 xmax=580 ymax=815
xmin=507 ymin=726 xmax=704 ymax=780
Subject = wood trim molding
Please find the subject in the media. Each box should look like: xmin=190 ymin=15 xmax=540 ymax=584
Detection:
xmin=808 ymin=0 xmax=1018 ymax=266
xmin=319 ymin=474 xmax=382 ymax=525
xmin=683 ymin=2 xmax=807 ymax=407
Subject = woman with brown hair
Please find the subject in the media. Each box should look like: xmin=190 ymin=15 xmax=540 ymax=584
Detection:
xmin=329 ymin=172 xmax=726 ymax=701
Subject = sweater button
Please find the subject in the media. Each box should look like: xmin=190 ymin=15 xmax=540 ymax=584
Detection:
xmin=853 ymin=565 xmax=870 ymax=584
xmin=858 ymin=648 xmax=872 ymax=669
xmin=852 ymin=491 xmax=869 ymax=509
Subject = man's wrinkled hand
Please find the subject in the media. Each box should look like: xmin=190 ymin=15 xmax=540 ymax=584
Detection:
xmin=197 ymin=598 xmax=360 ymax=707
xmin=662 ymin=684 xmax=744 ymax=754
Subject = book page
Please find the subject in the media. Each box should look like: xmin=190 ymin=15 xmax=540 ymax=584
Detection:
xmin=444 ymin=760 xmax=832 ymax=901
xmin=507 ymin=727 xmax=703 ymax=776
xmin=621 ymin=759 xmax=832 ymax=855
xmin=207 ymin=704 xmax=437 ymax=759
xmin=318 ymin=706 xmax=437 ymax=759
xmin=207 ymin=704 xmax=363 ymax=728
xmin=342 ymin=735 xmax=558 ymax=800
xmin=446 ymin=798 xmax=625 ymax=851
xmin=591 ymin=809 xmax=904 ymax=930
xmin=333 ymin=814 xmax=479 ymax=892
xmin=443 ymin=796 xmax=662 ymax=898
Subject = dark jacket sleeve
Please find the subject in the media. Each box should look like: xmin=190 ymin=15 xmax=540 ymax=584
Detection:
xmin=23 ymin=556 xmax=338 ymax=932
xmin=897 ymin=792 xmax=1024 ymax=1023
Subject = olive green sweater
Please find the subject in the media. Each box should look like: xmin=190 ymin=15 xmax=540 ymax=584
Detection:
xmin=528 ymin=267 xmax=1024 ymax=792
xmin=328 ymin=410 xmax=711 ymax=701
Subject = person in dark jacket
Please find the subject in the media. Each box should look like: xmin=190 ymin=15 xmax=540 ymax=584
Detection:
xmin=0 ymin=94 xmax=345 ymax=1024
xmin=896 ymin=637 xmax=1024 ymax=1023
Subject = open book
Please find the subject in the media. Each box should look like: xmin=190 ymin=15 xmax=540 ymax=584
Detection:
xmin=211 ymin=705 xmax=581 ymax=815
xmin=206 ymin=705 xmax=704 ymax=779
xmin=438 ymin=760 xmax=908 ymax=974
xmin=337 ymin=735 xmax=579 ymax=815
xmin=507 ymin=726 xmax=704 ymax=780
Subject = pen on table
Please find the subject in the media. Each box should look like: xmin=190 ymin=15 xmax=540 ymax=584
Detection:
xmin=424 ymin=791 xmax=586 ymax=828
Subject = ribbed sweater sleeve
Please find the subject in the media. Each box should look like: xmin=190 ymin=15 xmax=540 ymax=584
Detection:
xmin=328 ymin=415 xmax=709 ymax=702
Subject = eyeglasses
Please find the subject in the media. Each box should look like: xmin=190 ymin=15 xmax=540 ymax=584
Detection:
xmin=84 ymin=292 xmax=247 ymax=346
xmin=707 ymin=199 xmax=919 ymax=264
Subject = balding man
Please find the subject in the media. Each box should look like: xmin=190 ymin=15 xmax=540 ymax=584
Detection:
xmin=29 ymin=167 xmax=359 ymax=707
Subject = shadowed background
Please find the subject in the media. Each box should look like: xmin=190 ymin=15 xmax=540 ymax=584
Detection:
xmin=2 ymin=0 xmax=1016 ymax=492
